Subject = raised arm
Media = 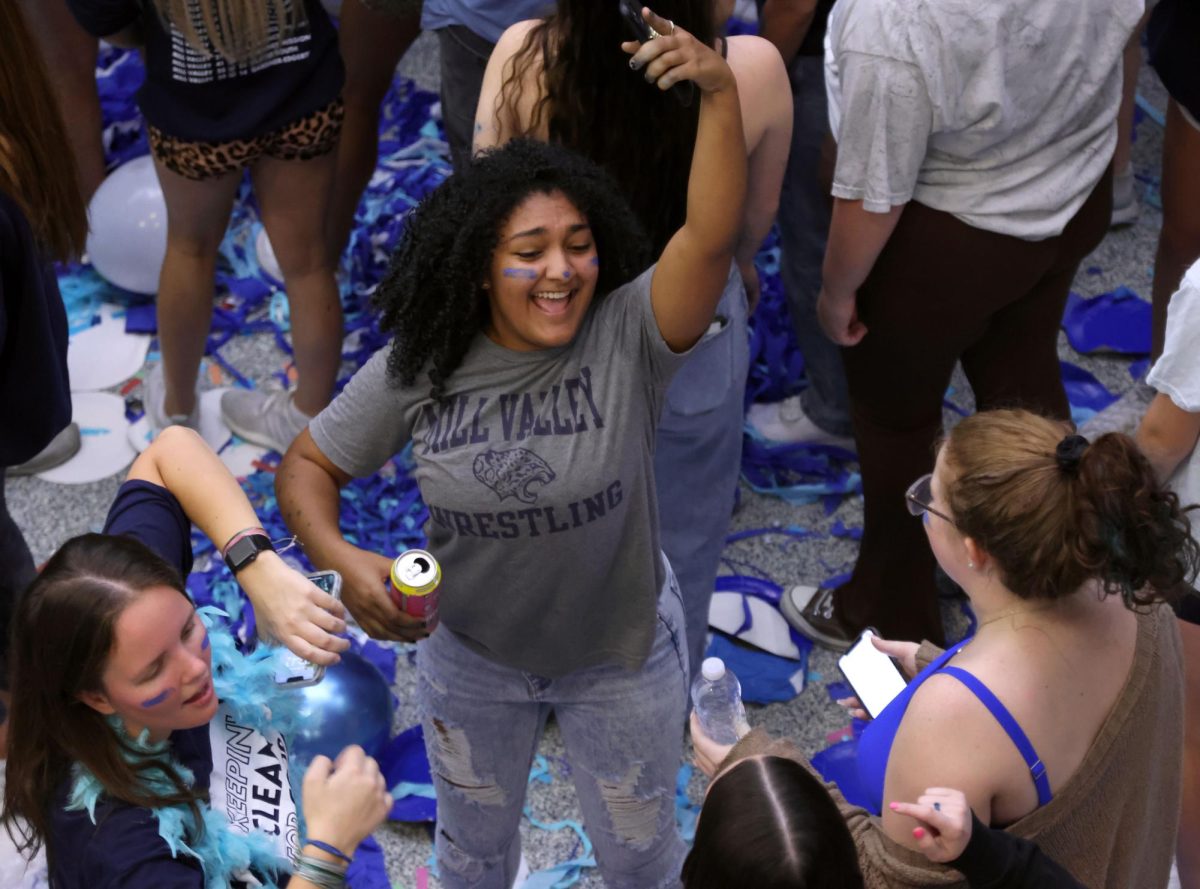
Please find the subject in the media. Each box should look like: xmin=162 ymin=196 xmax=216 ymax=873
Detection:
xmin=125 ymin=426 xmax=349 ymax=665
xmin=624 ymin=8 xmax=747 ymax=352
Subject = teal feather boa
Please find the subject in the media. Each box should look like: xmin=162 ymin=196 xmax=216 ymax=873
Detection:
xmin=67 ymin=608 xmax=306 ymax=889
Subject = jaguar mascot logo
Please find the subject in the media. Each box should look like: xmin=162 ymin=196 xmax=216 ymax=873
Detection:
xmin=473 ymin=447 xmax=557 ymax=504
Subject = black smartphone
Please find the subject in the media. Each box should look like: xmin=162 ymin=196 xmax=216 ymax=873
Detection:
xmin=618 ymin=0 xmax=695 ymax=107
xmin=837 ymin=628 xmax=907 ymax=719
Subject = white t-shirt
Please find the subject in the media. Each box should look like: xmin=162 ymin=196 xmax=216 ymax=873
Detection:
xmin=1147 ymin=259 xmax=1200 ymax=539
xmin=824 ymin=0 xmax=1142 ymax=240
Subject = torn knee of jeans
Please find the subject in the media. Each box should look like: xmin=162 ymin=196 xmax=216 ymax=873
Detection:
xmin=597 ymin=761 xmax=666 ymax=850
xmin=439 ymin=828 xmax=487 ymax=881
xmin=429 ymin=718 xmax=507 ymax=807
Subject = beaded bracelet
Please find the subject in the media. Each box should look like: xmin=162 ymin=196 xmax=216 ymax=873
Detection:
xmin=293 ymin=853 xmax=347 ymax=889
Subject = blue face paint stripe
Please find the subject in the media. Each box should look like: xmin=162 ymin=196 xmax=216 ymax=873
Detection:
xmin=201 ymin=631 xmax=210 ymax=651
xmin=589 ymin=257 xmax=600 ymax=266
xmin=502 ymin=268 xmax=538 ymax=279
xmin=140 ymin=689 xmax=171 ymax=708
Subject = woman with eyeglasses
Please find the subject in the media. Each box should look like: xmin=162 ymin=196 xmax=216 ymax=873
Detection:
xmin=694 ymin=409 xmax=1195 ymax=887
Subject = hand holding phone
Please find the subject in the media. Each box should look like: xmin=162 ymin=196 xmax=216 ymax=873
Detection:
xmin=838 ymin=629 xmax=907 ymax=719
xmin=275 ymin=570 xmax=343 ymax=687
xmin=618 ymin=1 xmax=696 ymax=107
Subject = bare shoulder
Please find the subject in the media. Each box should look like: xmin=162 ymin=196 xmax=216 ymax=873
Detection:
xmin=888 ymin=671 xmax=1008 ymax=791
xmin=725 ymin=35 xmax=791 ymax=135
xmin=497 ymin=18 xmax=542 ymax=48
xmin=493 ymin=18 xmax=543 ymax=66
xmin=725 ymin=35 xmax=789 ymax=86
xmin=880 ymin=672 xmax=1002 ymax=845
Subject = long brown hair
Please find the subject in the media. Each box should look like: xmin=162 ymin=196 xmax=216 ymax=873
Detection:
xmin=151 ymin=0 xmax=309 ymax=65
xmin=942 ymin=410 xmax=1200 ymax=606
xmin=497 ymin=0 xmax=715 ymax=255
xmin=1 ymin=534 xmax=205 ymax=867
xmin=0 ymin=3 xmax=87 ymax=263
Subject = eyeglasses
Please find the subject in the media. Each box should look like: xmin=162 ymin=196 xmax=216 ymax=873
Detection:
xmin=905 ymin=474 xmax=956 ymax=526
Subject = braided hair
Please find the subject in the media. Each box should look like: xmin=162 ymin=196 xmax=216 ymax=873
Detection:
xmin=375 ymin=139 xmax=650 ymax=401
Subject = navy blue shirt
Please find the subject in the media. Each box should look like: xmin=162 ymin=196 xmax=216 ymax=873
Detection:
xmin=48 ymin=480 xmax=213 ymax=889
xmin=66 ymin=0 xmax=343 ymax=142
xmin=0 ymin=190 xmax=71 ymax=467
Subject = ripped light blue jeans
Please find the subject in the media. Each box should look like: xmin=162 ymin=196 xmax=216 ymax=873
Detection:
xmin=417 ymin=564 xmax=690 ymax=889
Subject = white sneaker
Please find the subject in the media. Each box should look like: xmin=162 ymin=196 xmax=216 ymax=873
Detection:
xmin=143 ymin=362 xmax=200 ymax=433
xmin=220 ymin=388 xmax=312 ymax=454
xmin=747 ymin=395 xmax=856 ymax=451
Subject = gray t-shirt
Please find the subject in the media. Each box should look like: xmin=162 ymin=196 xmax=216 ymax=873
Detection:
xmin=824 ymin=0 xmax=1141 ymax=240
xmin=310 ymin=266 xmax=690 ymax=677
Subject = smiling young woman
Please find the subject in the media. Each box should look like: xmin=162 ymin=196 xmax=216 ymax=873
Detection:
xmin=274 ymin=10 xmax=747 ymax=885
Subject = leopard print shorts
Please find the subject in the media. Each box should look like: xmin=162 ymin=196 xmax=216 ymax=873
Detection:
xmin=148 ymin=97 xmax=345 ymax=181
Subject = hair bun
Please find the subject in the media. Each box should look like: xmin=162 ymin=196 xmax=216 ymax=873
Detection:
xmin=1055 ymin=434 xmax=1089 ymax=474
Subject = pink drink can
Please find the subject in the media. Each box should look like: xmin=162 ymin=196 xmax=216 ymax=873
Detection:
xmin=388 ymin=549 xmax=441 ymax=627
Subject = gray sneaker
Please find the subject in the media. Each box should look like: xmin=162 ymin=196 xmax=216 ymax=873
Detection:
xmin=143 ymin=362 xmax=200 ymax=432
xmin=9 ymin=423 xmax=82 ymax=476
xmin=220 ymin=388 xmax=312 ymax=454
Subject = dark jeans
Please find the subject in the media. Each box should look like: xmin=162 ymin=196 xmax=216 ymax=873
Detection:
xmin=435 ymin=25 xmax=495 ymax=171
xmin=834 ymin=171 xmax=1113 ymax=645
xmin=777 ymin=54 xmax=852 ymax=435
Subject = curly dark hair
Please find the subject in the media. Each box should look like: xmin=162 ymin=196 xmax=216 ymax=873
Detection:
xmin=374 ymin=139 xmax=650 ymax=400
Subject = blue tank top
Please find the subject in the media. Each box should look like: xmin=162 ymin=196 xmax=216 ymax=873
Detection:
xmin=857 ymin=640 xmax=1054 ymax=815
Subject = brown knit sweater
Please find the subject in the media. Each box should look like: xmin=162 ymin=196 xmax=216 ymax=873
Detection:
xmin=722 ymin=604 xmax=1184 ymax=888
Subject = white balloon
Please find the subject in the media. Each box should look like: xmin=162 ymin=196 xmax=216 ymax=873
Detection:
xmin=86 ymin=154 xmax=167 ymax=295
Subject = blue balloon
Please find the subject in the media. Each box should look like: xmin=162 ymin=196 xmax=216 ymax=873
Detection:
xmin=289 ymin=650 xmax=394 ymax=766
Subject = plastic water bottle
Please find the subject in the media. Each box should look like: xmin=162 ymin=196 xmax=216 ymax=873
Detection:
xmin=690 ymin=657 xmax=750 ymax=745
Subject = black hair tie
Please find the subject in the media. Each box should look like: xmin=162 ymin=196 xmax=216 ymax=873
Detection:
xmin=1055 ymin=434 xmax=1089 ymax=475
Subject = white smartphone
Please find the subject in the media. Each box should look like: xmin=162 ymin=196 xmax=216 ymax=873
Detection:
xmin=273 ymin=569 xmax=342 ymax=688
xmin=837 ymin=628 xmax=907 ymax=719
